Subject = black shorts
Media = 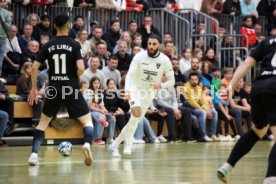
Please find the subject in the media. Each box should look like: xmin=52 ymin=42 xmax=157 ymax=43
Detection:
xmin=251 ymin=93 xmax=276 ymax=129
xmin=42 ymin=87 xmax=89 ymax=118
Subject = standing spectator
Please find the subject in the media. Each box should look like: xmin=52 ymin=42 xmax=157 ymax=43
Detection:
xmin=137 ymin=15 xmax=161 ymax=49
xmin=74 ymin=0 xmax=95 ymax=8
xmin=257 ymin=0 xmax=276 ymax=33
xmin=18 ymin=23 xmax=34 ymax=53
xmin=128 ymin=20 xmax=138 ymax=41
xmin=240 ymin=16 xmax=256 ymax=47
xmin=113 ymin=31 xmax=132 ymax=55
xmin=94 ymin=42 xmax=109 ymax=69
xmin=179 ymin=48 xmax=192 ymax=75
xmin=223 ymin=0 xmax=241 ymax=17
xmin=172 ymin=57 xmax=185 ymax=83
xmin=33 ymin=14 xmax=52 ymax=42
xmin=0 ymin=7 xmax=12 ymax=77
xmin=88 ymin=25 xmax=106 ymax=55
xmin=101 ymin=55 xmax=121 ymax=88
xmin=68 ymin=16 xmax=84 ymax=39
xmin=115 ymin=40 xmax=132 ymax=72
xmin=240 ymin=0 xmax=258 ymax=18
xmin=75 ymin=29 xmax=92 ymax=64
xmin=81 ymin=56 xmax=106 ymax=89
xmin=102 ymin=19 xmax=121 ymax=53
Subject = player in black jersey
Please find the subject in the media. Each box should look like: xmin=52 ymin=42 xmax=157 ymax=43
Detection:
xmin=27 ymin=14 xmax=94 ymax=166
xmin=217 ymin=36 xmax=276 ymax=183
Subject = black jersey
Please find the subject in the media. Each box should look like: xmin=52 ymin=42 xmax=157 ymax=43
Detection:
xmin=250 ymin=36 xmax=276 ymax=94
xmin=36 ymin=36 xmax=82 ymax=87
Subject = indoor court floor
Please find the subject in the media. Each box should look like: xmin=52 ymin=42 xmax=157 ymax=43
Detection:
xmin=0 ymin=141 xmax=273 ymax=184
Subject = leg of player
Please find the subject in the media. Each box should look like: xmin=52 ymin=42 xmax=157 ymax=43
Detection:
xmin=78 ymin=114 xmax=94 ymax=166
xmin=217 ymin=124 xmax=269 ymax=183
xmin=28 ymin=113 xmax=52 ymax=166
xmin=264 ymin=126 xmax=276 ymax=184
xmin=108 ymin=106 xmax=141 ymax=157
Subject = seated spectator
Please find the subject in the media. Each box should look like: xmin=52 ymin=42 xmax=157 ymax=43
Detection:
xmin=160 ymin=32 xmax=177 ymax=56
xmin=254 ymin=23 xmax=262 ymax=37
xmin=88 ymin=25 xmax=106 ymax=56
xmin=137 ymin=15 xmax=161 ymax=49
xmin=112 ymin=0 xmax=143 ymax=11
xmin=0 ymin=110 xmax=8 ymax=147
xmin=183 ymin=72 xmax=217 ymax=142
xmin=201 ymin=48 xmax=219 ymax=67
xmin=134 ymin=116 xmax=160 ymax=143
xmin=132 ymin=33 xmax=144 ymax=52
xmin=192 ymin=48 xmax=203 ymax=62
xmin=193 ymin=22 xmax=206 ymax=49
xmin=179 ymin=48 xmax=192 ymax=75
xmin=113 ymin=31 xmax=132 ymax=55
xmin=221 ymin=67 xmax=233 ymax=87
xmin=162 ymin=41 xmax=175 ymax=60
xmin=18 ymin=23 xmax=34 ymax=53
xmin=211 ymin=67 xmax=221 ymax=94
xmin=33 ymin=14 xmax=53 ymax=42
xmin=26 ymin=13 xmax=40 ymax=40
xmin=172 ymin=57 xmax=185 ymax=83
xmin=102 ymin=19 xmax=121 ymax=53
xmin=81 ymin=56 xmax=106 ymax=89
xmin=39 ymin=34 xmax=50 ymax=48
xmin=101 ymin=55 xmax=121 ymax=88
xmin=156 ymin=74 xmax=194 ymax=142
xmin=131 ymin=44 xmax=142 ymax=56
xmin=74 ymin=0 xmax=95 ymax=8
xmin=223 ymin=0 xmax=241 ymax=17
xmin=88 ymin=20 xmax=99 ymax=40
xmin=94 ymin=42 xmax=109 ymax=69
xmin=184 ymin=57 xmax=201 ymax=82
xmin=201 ymin=61 xmax=213 ymax=87
xmin=69 ymin=16 xmax=85 ymax=39
xmin=20 ymin=40 xmax=41 ymax=71
xmin=240 ymin=0 xmax=258 ymax=18
xmin=128 ymin=20 xmax=139 ymax=41
xmin=75 ymin=29 xmax=92 ymax=63
xmin=115 ymin=40 xmax=132 ymax=72
xmin=244 ymin=82 xmax=251 ymax=105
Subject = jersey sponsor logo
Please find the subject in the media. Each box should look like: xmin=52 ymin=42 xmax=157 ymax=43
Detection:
xmin=261 ymin=70 xmax=276 ymax=76
xmin=156 ymin=63 xmax=161 ymax=69
xmin=142 ymin=70 xmax=158 ymax=82
xmin=51 ymin=76 xmax=70 ymax=81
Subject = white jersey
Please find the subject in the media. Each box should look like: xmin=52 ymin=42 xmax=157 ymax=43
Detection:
xmin=125 ymin=51 xmax=175 ymax=91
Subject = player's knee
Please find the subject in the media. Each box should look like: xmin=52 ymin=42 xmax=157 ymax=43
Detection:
xmin=131 ymin=107 xmax=141 ymax=118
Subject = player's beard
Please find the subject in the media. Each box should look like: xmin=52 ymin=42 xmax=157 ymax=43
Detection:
xmin=148 ymin=48 xmax=159 ymax=57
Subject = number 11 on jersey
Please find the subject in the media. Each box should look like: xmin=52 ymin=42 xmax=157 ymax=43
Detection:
xmin=53 ymin=54 xmax=66 ymax=74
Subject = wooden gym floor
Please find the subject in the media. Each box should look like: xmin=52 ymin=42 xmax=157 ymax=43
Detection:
xmin=0 ymin=141 xmax=273 ymax=184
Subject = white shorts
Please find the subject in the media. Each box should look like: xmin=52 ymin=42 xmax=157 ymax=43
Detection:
xmin=129 ymin=88 xmax=156 ymax=109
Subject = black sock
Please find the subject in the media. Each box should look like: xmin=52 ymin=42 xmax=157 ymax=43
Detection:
xmin=83 ymin=126 xmax=93 ymax=144
xmin=266 ymin=143 xmax=276 ymax=177
xmin=227 ymin=129 xmax=260 ymax=167
xmin=32 ymin=129 xmax=45 ymax=153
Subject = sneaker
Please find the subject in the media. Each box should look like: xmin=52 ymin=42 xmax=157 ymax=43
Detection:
xmin=93 ymin=139 xmax=105 ymax=145
xmin=82 ymin=143 xmax=93 ymax=166
xmin=153 ymin=138 xmax=160 ymax=144
xmin=157 ymin=135 xmax=168 ymax=143
xmin=123 ymin=140 xmax=132 ymax=155
xmin=99 ymin=117 xmax=109 ymax=127
xmin=107 ymin=144 xmax=121 ymax=158
xmin=204 ymin=135 xmax=213 ymax=142
xmin=106 ymin=138 xmax=115 ymax=144
xmin=217 ymin=167 xmax=229 ymax=183
xmin=211 ymin=135 xmax=221 ymax=141
xmin=268 ymin=134 xmax=274 ymax=141
xmin=234 ymin=135 xmax=241 ymax=141
xmin=132 ymin=138 xmax=145 ymax=144
xmin=226 ymin=135 xmax=235 ymax=142
xmin=28 ymin=153 xmax=39 ymax=166
xmin=5 ymin=124 xmax=19 ymax=135
xmin=263 ymin=177 xmax=276 ymax=184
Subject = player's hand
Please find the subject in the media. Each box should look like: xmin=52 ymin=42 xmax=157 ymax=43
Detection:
xmin=124 ymin=90 xmax=130 ymax=101
xmin=28 ymin=89 xmax=39 ymax=106
xmin=150 ymin=83 xmax=161 ymax=90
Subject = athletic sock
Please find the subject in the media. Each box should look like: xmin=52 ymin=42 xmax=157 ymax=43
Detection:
xmin=227 ymin=129 xmax=260 ymax=167
xmin=266 ymin=142 xmax=276 ymax=177
xmin=112 ymin=116 xmax=140 ymax=149
xmin=83 ymin=125 xmax=94 ymax=144
xmin=32 ymin=129 xmax=45 ymax=153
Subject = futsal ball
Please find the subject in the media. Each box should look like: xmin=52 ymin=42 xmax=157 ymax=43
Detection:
xmin=58 ymin=141 xmax=73 ymax=156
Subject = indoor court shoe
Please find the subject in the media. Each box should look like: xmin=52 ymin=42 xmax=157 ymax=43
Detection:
xmin=82 ymin=143 xmax=93 ymax=166
xmin=263 ymin=177 xmax=276 ymax=184
xmin=108 ymin=144 xmax=121 ymax=158
xmin=28 ymin=153 xmax=39 ymax=166
xmin=217 ymin=167 xmax=229 ymax=183
xmin=123 ymin=141 xmax=132 ymax=155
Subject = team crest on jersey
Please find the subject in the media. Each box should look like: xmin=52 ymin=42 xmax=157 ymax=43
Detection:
xmin=156 ymin=63 xmax=161 ymax=69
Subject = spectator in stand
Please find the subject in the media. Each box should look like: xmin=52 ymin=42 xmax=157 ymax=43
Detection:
xmin=240 ymin=16 xmax=256 ymax=48
xmin=201 ymin=48 xmax=219 ymax=67
xmin=172 ymin=57 xmax=185 ymax=83
xmin=0 ymin=110 xmax=8 ymax=146
xmin=137 ymin=15 xmax=161 ymax=49
xmin=112 ymin=0 xmax=143 ymax=11
xmin=240 ymin=0 xmax=258 ymax=18
xmin=102 ymin=19 xmax=121 ymax=53
xmin=113 ymin=31 xmax=132 ymax=55
xmin=115 ymin=40 xmax=132 ymax=72
xmin=223 ymin=0 xmax=241 ymax=17
xmin=75 ymin=29 xmax=92 ymax=64
xmin=39 ymin=34 xmax=50 ymax=48
xmin=177 ymin=0 xmax=200 ymax=11
xmin=193 ymin=22 xmax=206 ymax=49
xmin=193 ymin=48 xmax=203 ymax=62
xmin=20 ymin=40 xmax=41 ymax=71
xmin=257 ymin=0 xmax=276 ymax=34
xmin=162 ymin=41 xmax=175 ymax=60
xmin=131 ymin=44 xmax=141 ymax=56
xmin=128 ymin=20 xmax=138 ymax=41
xmin=94 ymin=42 xmax=109 ymax=69
xmin=179 ymin=48 xmax=192 ymax=75
xmin=87 ymin=20 xmax=99 ymax=40
xmin=26 ymin=13 xmax=40 ymax=40
xmin=244 ymin=82 xmax=251 ymax=105
xmin=11 ymin=0 xmax=30 ymax=6
xmin=68 ymin=16 xmax=84 ymax=39
xmin=201 ymin=0 xmax=223 ymax=16
xmin=221 ymin=35 xmax=235 ymax=67
xmin=253 ymin=34 xmax=266 ymax=47
xmin=74 ymin=0 xmax=95 ymax=8
xmin=132 ymin=33 xmax=144 ymax=52
xmin=81 ymin=55 xmax=106 ymax=89
xmin=95 ymin=0 xmax=118 ymax=10
xmin=33 ymin=0 xmax=53 ymax=6
xmin=201 ymin=61 xmax=213 ymax=87
xmin=32 ymin=14 xmax=52 ymax=42
xmin=160 ymin=32 xmax=177 ymax=56
xmin=184 ymin=57 xmax=202 ymax=82
xmin=101 ymin=55 xmax=121 ymax=88
xmin=18 ymin=23 xmax=34 ymax=53
xmin=211 ymin=66 xmax=221 ymax=94
xmin=221 ymin=67 xmax=233 ymax=87
xmin=254 ymin=23 xmax=262 ymax=37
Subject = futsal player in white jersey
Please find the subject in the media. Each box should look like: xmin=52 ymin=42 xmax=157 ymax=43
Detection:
xmin=108 ymin=34 xmax=175 ymax=157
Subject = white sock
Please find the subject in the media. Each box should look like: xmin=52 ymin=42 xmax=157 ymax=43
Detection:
xmin=221 ymin=162 xmax=232 ymax=172
xmin=83 ymin=142 xmax=90 ymax=148
xmin=112 ymin=116 xmax=140 ymax=148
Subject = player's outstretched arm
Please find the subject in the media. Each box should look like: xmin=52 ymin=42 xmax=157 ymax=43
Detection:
xmin=28 ymin=61 xmax=41 ymax=105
